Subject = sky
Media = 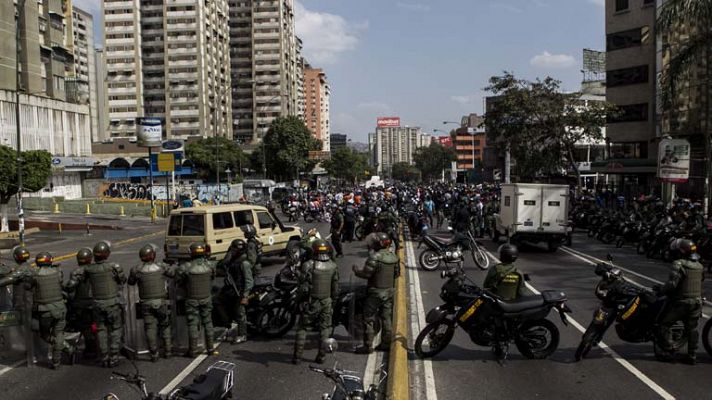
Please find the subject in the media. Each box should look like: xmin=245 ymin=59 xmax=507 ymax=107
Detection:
xmin=73 ymin=0 xmax=606 ymax=143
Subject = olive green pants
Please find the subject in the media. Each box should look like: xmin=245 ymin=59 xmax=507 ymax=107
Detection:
xmin=294 ymin=298 xmax=333 ymax=358
xmin=185 ymin=298 xmax=214 ymax=351
xmin=93 ymin=304 xmax=123 ymax=357
xmin=35 ymin=305 xmax=69 ymax=364
xmin=659 ymin=299 xmax=702 ymax=357
xmin=363 ymin=288 xmax=393 ymax=349
xmin=141 ymin=300 xmax=172 ymax=353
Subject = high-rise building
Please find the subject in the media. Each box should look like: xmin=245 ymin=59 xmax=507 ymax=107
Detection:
xmin=330 ymin=133 xmax=347 ymax=155
xmin=229 ymin=0 xmax=302 ymax=144
xmin=454 ymin=113 xmax=486 ymax=171
xmin=95 ymin=48 xmax=109 ymax=142
xmin=70 ymin=6 xmax=98 ymax=140
xmin=304 ymin=67 xmax=330 ymax=151
xmin=103 ymin=0 xmax=232 ymax=140
xmin=368 ymin=118 xmax=430 ymax=176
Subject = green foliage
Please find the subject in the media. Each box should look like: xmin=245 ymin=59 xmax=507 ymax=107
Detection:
xmin=251 ymin=116 xmax=322 ymax=181
xmin=391 ymin=162 xmax=420 ymax=182
xmin=186 ymin=136 xmax=247 ymax=182
xmin=322 ymin=147 xmax=370 ymax=184
xmin=0 ymin=145 xmax=52 ymax=203
xmin=413 ymin=143 xmax=456 ymax=181
xmin=484 ymin=72 xmax=612 ymax=181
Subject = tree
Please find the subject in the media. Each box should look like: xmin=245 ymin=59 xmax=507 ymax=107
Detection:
xmin=0 ymin=146 xmax=52 ymax=232
xmin=391 ymin=162 xmax=420 ymax=182
xmin=186 ymin=136 xmax=248 ymax=183
xmin=251 ymin=116 xmax=322 ymax=181
xmin=413 ymin=143 xmax=456 ymax=182
xmin=322 ymin=147 xmax=370 ymax=184
xmin=483 ymin=72 xmax=611 ymax=185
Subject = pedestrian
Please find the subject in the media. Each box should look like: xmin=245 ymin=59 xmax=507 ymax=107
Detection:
xmin=353 ymin=233 xmax=399 ymax=354
xmin=656 ymin=239 xmax=704 ymax=364
xmin=483 ymin=244 xmax=525 ymax=301
xmin=68 ymin=248 xmax=98 ymax=359
xmin=175 ymin=242 xmax=218 ymax=357
xmin=423 ymin=196 xmax=434 ymax=227
xmin=0 ymin=251 xmax=75 ymax=369
xmin=217 ymin=239 xmax=253 ymax=344
xmin=292 ymin=240 xmax=339 ymax=365
xmin=330 ymin=206 xmax=344 ymax=257
xmin=343 ymin=199 xmax=357 ymax=242
xmin=128 ymin=244 xmax=175 ymax=361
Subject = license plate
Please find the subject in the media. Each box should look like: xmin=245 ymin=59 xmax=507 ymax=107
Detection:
xmin=524 ymin=221 xmax=533 ymax=227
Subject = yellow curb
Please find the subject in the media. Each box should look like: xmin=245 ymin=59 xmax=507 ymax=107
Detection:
xmin=0 ymin=228 xmax=40 ymax=239
xmin=388 ymin=226 xmax=409 ymax=400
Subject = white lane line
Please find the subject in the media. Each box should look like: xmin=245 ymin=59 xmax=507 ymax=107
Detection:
xmin=406 ymin=238 xmax=438 ymax=400
xmin=159 ymin=343 xmax=222 ymax=395
xmin=482 ymin=249 xmax=676 ymax=400
xmin=362 ymin=349 xmax=383 ymax=389
xmin=0 ymin=359 xmax=27 ymax=377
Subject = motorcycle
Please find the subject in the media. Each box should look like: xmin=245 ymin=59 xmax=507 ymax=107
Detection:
xmin=418 ymin=229 xmax=489 ymax=271
xmin=414 ymin=264 xmax=571 ymax=360
xmin=103 ymin=359 xmax=235 ymax=400
xmin=332 ymin=283 xmax=382 ymax=340
xmin=574 ymin=255 xmax=686 ymax=361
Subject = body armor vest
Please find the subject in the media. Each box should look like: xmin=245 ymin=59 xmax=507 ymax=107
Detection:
xmin=494 ymin=264 xmax=521 ymax=301
xmin=34 ymin=268 xmax=63 ymax=305
xmin=75 ymin=280 xmax=93 ymax=301
xmin=137 ymin=263 xmax=167 ymax=300
xmin=87 ymin=263 xmax=119 ymax=300
xmin=309 ymin=260 xmax=336 ymax=300
xmin=185 ymin=261 xmax=212 ymax=300
xmin=674 ymin=260 xmax=703 ymax=299
xmin=369 ymin=251 xmax=398 ymax=289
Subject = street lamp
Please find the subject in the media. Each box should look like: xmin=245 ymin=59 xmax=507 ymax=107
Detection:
xmin=225 ymin=167 xmax=232 ymax=184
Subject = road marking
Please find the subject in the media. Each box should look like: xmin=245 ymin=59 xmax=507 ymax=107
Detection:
xmin=34 ymin=230 xmax=164 ymax=265
xmin=0 ymin=359 xmax=27 ymax=377
xmin=406 ymin=237 xmax=438 ymax=400
xmin=159 ymin=343 xmax=223 ymax=395
xmin=363 ymin=349 xmax=383 ymax=390
xmin=483 ymin=249 xmax=676 ymax=400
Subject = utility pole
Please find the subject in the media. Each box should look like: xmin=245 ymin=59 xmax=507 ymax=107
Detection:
xmin=15 ymin=0 xmax=26 ymax=244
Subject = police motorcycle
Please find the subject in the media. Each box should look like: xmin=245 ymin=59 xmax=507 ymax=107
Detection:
xmin=414 ymin=262 xmax=571 ymax=360
xmin=574 ymin=255 xmax=686 ymax=361
xmin=309 ymin=339 xmax=386 ymax=400
xmin=418 ymin=228 xmax=489 ymax=271
xmin=103 ymin=359 xmax=235 ymax=400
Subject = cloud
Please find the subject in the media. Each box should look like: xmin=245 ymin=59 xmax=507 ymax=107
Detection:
xmin=450 ymin=95 xmax=478 ymax=106
xmin=357 ymin=101 xmax=392 ymax=112
xmin=295 ymin=1 xmax=365 ymax=64
xmin=490 ymin=3 xmax=524 ymax=13
xmin=396 ymin=2 xmax=431 ymax=12
xmin=588 ymin=0 xmax=606 ymax=7
xmin=530 ymin=51 xmax=577 ymax=69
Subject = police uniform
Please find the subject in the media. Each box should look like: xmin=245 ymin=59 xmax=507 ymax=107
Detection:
xmin=176 ymin=257 xmax=216 ymax=356
xmin=330 ymin=210 xmax=344 ymax=257
xmin=483 ymin=263 xmax=525 ymax=301
xmin=128 ymin=260 xmax=175 ymax=359
xmin=68 ymin=269 xmax=98 ymax=358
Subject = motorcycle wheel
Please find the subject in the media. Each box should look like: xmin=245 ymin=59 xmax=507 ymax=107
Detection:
xmin=257 ymin=303 xmax=296 ymax=338
xmin=414 ymin=320 xmax=455 ymax=358
xmin=515 ymin=319 xmax=560 ymax=360
xmin=419 ymin=249 xmax=441 ymax=271
xmin=701 ymin=318 xmax=712 ymax=357
xmin=574 ymin=323 xmax=603 ymax=361
xmin=472 ymin=245 xmax=490 ymax=270
xmin=600 ymin=232 xmax=616 ymax=245
xmin=636 ymin=241 xmax=648 ymax=255
xmin=615 ymin=238 xmax=624 ymax=248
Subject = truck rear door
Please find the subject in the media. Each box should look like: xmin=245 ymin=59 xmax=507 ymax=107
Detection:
xmin=516 ymin=186 xmax=541 ymax=232
xmin=541 ymin=186 xmax=568 ymax=233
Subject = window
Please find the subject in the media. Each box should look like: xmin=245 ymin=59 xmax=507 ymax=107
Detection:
xmin=169 ymin=214 xmax=205 ymax=236
xmin=504 ymin=196 xmax=511 ymax=207
xmin=610 ymin=103 xmax=649 ymax=123
xmin=615 ymin=0 xmax=629 ymax=12
xmin=212 ymin=212 xmax=234 ymax=230
xmin=610 ymin=142 xmax=647 ymax=159
xmin=256 ymin=211 xmax=274 ymax=229
xmin=53 ymin=76 xmax=65 ymax=92
xmin=607 ymin=27 xmax=649 ymax=51
xmin=607 ymin=65 xmax=649 ymax=87
xmin=168 ymin=216 xmax=182 ymax=236
xmin=643 ymin=0 xmax=655 ymax=4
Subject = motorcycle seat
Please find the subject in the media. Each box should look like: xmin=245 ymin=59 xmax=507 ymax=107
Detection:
xmin=178 ymin=369 xmax=227 ymax=400
xmin=428 ymin=234 xmax=465 ymax=247
xmin=496 ymin=295 xmax=545 ymax=313
xmin=253 ymin=276 xmax=273 ymax=288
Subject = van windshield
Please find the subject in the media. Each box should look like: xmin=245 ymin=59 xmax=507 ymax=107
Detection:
xmin=168 ymin=214 xmax=205 ymax=236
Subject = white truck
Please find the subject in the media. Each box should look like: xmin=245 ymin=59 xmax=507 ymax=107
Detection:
xmin=363 ymin=176 xmax=385 ymax=189
xmin=492 ymin=183 xmax=570 ymax=252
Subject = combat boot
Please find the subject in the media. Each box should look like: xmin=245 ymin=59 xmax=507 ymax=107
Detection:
xmin=681 ymin=355 xmax=697 ymax=365
xmin=292 ymin=351 xmax=302 ymax=365
xmin=186 ymin=339 xmax=200 ymax=358
xmin=205 ymin=341 xmax=218 ymax=356
xmin=354 ymin=345 xmax=373 ymax=354
xmin=315 ymin=353 xmax=326 ymax=364
xmin=150 ymin=350 xmax=159 ymax=362
xmin=375 ymin=343 xmax=390 ymax=352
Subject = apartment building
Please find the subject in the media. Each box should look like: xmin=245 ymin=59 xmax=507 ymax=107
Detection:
xmin=368 ymin=119 xmax=430 ymax=176
xmin=229 ymin=0 xmax=302 ymax=144
xmin=95 ymin=48 xmax=109 ymax=142
xmin=103 ymin=0 xmax=232 ymax=140
xmin=70 ymin=6 xmax=98 ymax=140
xmin=454 ymin=113 xmax=486 ymax=170
xmin=304 ymin=67 xmax=330 ymax=151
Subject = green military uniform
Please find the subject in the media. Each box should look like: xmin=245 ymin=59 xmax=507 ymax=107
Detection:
xmin=293 ymin=257 xmax=339 ymax=362
xmin=128 ymin=261 xmax=174 ymax=358
xmin=175 ymin=257 xmax=216 ymax=356
xmin=483 ymin=263 xmax=525 ymax=301
xmin=330 ymin=211 xmax=344 ymax=257
xmin=68 ymin=269 xmax=98 ymax=358
xmin=658 ymin=258 xmax=704 ymax=360
xmin=364 ymin=232 xmax=383 ymax=256
xmin=354 ymin=248 xmax=399 ymax=352
xmin=225 ymin=254 xmax=253 ymax=339
xmin=0 ymin=264 xmax=72 ymax=368
xmin=246 ymin=238 xmax=262 ymax=277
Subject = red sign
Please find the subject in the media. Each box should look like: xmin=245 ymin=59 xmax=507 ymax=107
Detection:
xmin=377 ymin=117 xmax=401 ymax=127
xmin=436 ymin=136 xmax=453 ymax=147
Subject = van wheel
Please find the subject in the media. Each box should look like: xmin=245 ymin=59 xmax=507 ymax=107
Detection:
xmin=286 ymin=239 xmax=300 ymax=257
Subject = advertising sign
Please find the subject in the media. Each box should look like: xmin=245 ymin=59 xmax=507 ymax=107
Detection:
xmin=51 ymin=157 xmax=96 ymax=168
xmin=437 ymin=136 xmax=453 ymax=147
xmin=136 ymin=117 xmax=163 ymax=147
xmin=161 ymin=140 xmax=184 ymax=153
xmin=150 ymin=153 xmax=182 ymax=173
xmin=658 ymin=138 xmax=690 ymax=183
xmin=377 ymin=117 xmax=401 ymax=128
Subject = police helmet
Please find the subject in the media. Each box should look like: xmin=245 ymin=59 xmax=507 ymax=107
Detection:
xmin=230 ymin=239 xmax=248 ymax=254
xmin=189 ymin=242 xmax=209 ymax=259
xmin=311 ymin=239 xmax=332 ymax=262
xmin=93 ymin=241 xmax=112 ymax=261
xmin=12 ymin=246 xmax=30 ymax=264
xmin=671 ymin=239 xmax=700 ymax=261
xmin=240 ymin=224 xmax=257 ymax=239
xmin=376 ymin=232 xmax=392 ymax=250
xmin=35 ymin=252 xmax=54 ymax=267
xmin=139 ymin=244 xmax=157 ymax=262
xmin=76 ymin=248 xmax=93 ymax=265
xmin=498 ymin=243 xmax=519 ymax=264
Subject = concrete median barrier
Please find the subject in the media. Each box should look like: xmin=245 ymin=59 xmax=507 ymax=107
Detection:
xmin=388 ymin=227 xmax=409 ymax=400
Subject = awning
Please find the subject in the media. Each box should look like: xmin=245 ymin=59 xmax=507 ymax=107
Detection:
xmin=590 ymin=158 xmax=657 ymax=174
xmin=105 ymin=167 xmax=193 ymax=179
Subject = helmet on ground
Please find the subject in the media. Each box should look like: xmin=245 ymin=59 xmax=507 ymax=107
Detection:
xmin=76 ymin=248 xmax=93 ymax=265
xmin=93 ymin=241 xmax=112 ymax=261
xmin=671 ymin=239 xmax=700 ymax=261
xmin=240 ymin=224 xmax=257 ymax=239
xmin=229 ymin=239 xmax=247 ymax=254
xmin=12 ymin=246 xmax=30 ymax=264
xmin=35 ymin=252 xmax=54 ymax=267
xmin=311 ymin=239 xmax=332 ymax=262
xmin=189 ymin=242 xmax=209 ymax=259
xmin=498 ymin=243 xmax=519 ymax=264
xmin=139 ymin=244 xmax=157 ymax=262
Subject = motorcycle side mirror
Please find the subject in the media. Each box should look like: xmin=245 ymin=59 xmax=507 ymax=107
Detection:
xmin=523 ymin=274 xmax=531 ymax=282
xmin=322 ymin=338 xmax=338 ymax=354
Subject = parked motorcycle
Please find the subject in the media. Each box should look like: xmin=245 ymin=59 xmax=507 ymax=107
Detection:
xmin=414 ymin=264 xmax=571 ymax=360
xmin=574 ymin=255 xmax=686 ymax=361
xmin=418 ymin=229 xmax=489 ymax=271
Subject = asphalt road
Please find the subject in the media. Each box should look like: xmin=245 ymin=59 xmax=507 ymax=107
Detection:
xmin=0 ymin=212 xmax=381 ymax=400
xmin=407 ymin=228 xmax=712 ymax=400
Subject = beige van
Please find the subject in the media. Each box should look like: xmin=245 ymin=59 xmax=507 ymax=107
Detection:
xmin=164 ymin=204 xmax=303 ymax=263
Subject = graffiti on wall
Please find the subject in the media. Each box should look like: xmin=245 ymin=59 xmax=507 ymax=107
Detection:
xmin=101 ymin=182 xmax=166 ymax=200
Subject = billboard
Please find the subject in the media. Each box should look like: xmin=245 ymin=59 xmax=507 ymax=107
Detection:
xmin=136 ymin=117 xmax=163 ymax=147
xmin=377 ymin=117 xmax=401 ymax=128
xmin=658 ymin=138 xmax=690 ymax=183
xmin=436 ymin=136 xmax=453 ymax=147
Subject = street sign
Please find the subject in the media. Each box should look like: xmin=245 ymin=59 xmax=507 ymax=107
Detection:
xmin=150 ymin=153 xmax=182 ymax=173
xmin=161 ymin=140 xmax=184 ymax=153
xmin=658 ymin=138 xmax=690 ymax=183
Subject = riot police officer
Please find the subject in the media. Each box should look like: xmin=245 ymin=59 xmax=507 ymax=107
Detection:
xmin=0 ymin=252 xmax=73 ymax=369
xmin=1 ymin=246 xmax=31 ymax=276
xmin=67 ymin=241 xmax=126 ymax=367
xmin=175 ymin=242 xmax=217 ymax=357
xmin=353 ymin=232 xmax=399 ymax=354
xmin=240 ymin=224 xmax=262 ymax=276
xmin=483 ymin=244 xmax=525 ymax=301
xmin=67 ymin=248 xmax=98 ymax=359
xmin=657 ymin=239 xmax=704 ymax=364
xmin=128 ymin=244 xmax=175 ymax=361
xmin=217 ymin=239 xmax=253 ymax=344
xmin=0 ymin=246 xmax=31 ymax=310
xmin=292 ymin=240 xmax=339 ymax=365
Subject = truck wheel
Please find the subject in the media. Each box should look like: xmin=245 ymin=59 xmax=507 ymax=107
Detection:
xmin=547 ymin=241 xmax=559 ymax=253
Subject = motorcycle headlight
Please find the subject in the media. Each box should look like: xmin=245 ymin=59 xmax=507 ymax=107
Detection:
xmin=451 ymin=250 xmax=462 ymax=259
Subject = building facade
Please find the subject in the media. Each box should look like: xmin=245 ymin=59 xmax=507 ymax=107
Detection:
xmin=304 ymin=67 xmax=330 ymax=151
xmin=95 ymin=48 xmax=109 ymax=142
xmin=368 ymin=122 xmax=430 ymax=176
xmin=454 ymin=113 xmax=486 ymax=171
xmin=330 ymin=133 xmax=347 ymax=155
xmin=70 ymin=6 xmax=98 ymax=141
